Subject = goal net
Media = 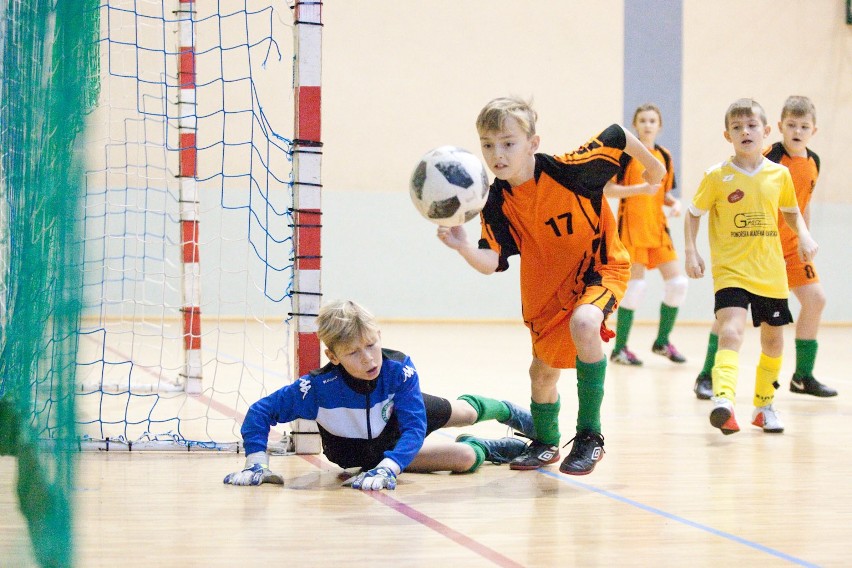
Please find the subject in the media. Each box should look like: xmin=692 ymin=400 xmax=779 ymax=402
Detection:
xmin=76 ymin=0 xmax=301 ymax=452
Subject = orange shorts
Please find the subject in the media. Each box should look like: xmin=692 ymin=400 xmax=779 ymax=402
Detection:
xmin=624 ymin=243 xmax=678 ymax=270
xmin=785 ymin=251 xmax=820 ymax=288
xmin=526 ymin=285 xmax=619 ymax=369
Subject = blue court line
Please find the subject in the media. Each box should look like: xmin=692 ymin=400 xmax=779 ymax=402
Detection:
xmin=538 ymin=468 xmax=821 ymax=568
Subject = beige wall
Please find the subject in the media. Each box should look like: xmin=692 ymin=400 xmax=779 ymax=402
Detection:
xmin=323 ymin=1 xmax=851 ymax=204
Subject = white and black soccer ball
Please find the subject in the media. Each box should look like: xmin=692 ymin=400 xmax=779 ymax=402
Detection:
xmin=409 ymin=146 xmax=489 ymax=227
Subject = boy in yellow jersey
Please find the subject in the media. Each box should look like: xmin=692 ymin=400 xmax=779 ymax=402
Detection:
xmin=606 ymin=104 xmax=689 ymax=366
xmin=692 ymin=96 xmax=836 ymax=399
xmin=437 ymin=97 xmax=665 ymax=474
xmin=684 ymin=98 xmax=818 ymax=435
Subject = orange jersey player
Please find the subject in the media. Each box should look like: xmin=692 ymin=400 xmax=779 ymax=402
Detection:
xmin=605 ymin=104 xmax=688 ymax=367
xmin=436 ymin=96 xmax=665 ymax=475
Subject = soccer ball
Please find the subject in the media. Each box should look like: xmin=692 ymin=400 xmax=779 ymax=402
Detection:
xmin=409 ymin=146 xmax=489 ymax=227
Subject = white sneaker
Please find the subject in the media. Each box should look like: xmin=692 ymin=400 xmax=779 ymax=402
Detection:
xmin=752 ymin=404 xmax=784 ymax=433
xmin=709 ymin=396 xmax=740 ymax=435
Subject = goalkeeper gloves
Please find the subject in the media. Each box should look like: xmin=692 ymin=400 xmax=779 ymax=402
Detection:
xmin=223 ymin=451 xmax=284 ymax=486
xmin=342 ymin=465 xmax=397 ymax=491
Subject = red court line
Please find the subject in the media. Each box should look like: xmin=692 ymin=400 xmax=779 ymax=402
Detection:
xmin=298 ymin=454 xmax=524 ymax=568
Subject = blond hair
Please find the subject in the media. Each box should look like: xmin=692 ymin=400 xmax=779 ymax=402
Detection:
xmin=632 ymin=103 xmax=663 ymax=127
xmin=724 ymin=98 xmax=767 ymax=130
xmin=476 ymin=96 xmax=537 ymax=137
xmin=781 ymin=95 xmax=816 ymax=124
xmin=316 ymin=300 xmax=380 ymax=354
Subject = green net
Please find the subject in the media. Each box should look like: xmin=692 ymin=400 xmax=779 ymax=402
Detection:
xmin=1 ymin=0 xmax=100 ymax=565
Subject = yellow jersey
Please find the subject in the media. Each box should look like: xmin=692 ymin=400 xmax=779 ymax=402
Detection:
xmin=689 ymin=158 xmax=798 ymax=298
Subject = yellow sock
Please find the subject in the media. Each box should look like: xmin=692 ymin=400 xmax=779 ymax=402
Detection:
xmin=754 ymin=352 xmax=782 ymax=407
xmin=712 ymin=349 xmax=739 ymax=401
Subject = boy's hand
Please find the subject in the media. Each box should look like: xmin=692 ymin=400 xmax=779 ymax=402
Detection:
xmin=642 ymin=183 xmax=660 ymax=196
xmin=437 ymin=225 xmax=469 ymax=250
xmin=798 ymin=234 xmax=818 ymax=263
xmin=684 ymin=250 xmax=705 ymax=279
xmin=665 ymin=198 xmax=682 ymax=217
xmin=342 ymin=466 xmax=397 ymax=491
xmin=223 ymin=452 xmax=284 ymax=486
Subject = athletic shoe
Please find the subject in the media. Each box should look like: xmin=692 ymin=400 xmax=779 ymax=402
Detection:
xmin=559 ymin=431 xmax=605 ymax=475
xmin=709 ymin=396 xmax=740 ymax=435
xmin=751 ymin=404 xmax=784 ymax=433
xmin=508 ymin=440 xmax=560 ymax=470
xmin=456 ymin=434 xmax=529 ymax=464
xmin=789 ymin=374 xmax=838 ymax=398
xmin=652 ymin=342 xmax=687 ymax=363
xmin=499 ymin=400 xmax=537 ymax=439
xmin=610 ymin=346 xmax=643 ymax=366
xmin=693 ymin=373 xmax=713 ymax=400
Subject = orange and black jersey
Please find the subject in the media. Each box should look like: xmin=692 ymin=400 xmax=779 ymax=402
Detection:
xmin=477 ymin=124 xmax=631 ymax=329
xmin=615 ymin=145 xmax=676 ymax=249
xmin=764 ymin=141 xmax=820 ymax=255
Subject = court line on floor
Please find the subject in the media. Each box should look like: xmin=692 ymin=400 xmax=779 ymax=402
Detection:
xmin=538 ymin=469 xmax=820 ymax=568
xmin=297 ymin=453 xmax=524 ymax=568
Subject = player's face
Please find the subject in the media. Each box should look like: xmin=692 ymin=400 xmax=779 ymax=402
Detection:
xmin=633 ymin=110 xmax=661 ymax=144
xmin=326 ymin=332 xmax=383 ymax=381
xmin=724 ymin=113 xmax=769 ymax=156
xmin=778 ymin=114 xmax=817 ymax=156
xmin=479 ymin=117 xmax=539 ymax=186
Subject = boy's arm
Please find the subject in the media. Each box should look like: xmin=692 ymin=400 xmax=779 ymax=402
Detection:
xmin=622 ymin=129 xmax=666 ymax=186
xmin=224 ymin=385 xmax=301 ymax=486
xmin=437 ymin=225 xmax=499 ymax=274
xmin=603 ymin=179 xmax=659 ymax=198
xmin=781 ymin=209 xmax=819 ymax=262
xmin=683 ymin=209 xmax=705 ymax=279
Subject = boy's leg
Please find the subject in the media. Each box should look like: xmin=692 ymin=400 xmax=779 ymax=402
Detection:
xmin=652 ymin=264 xmax=688 ymax=363
xmin=560 ymin=303 xmax=608 ymax=475
xmin=611 ymin=276 xmax=645 ymax=365
xmin=790 ymin=283 xmax=836 ymax=397
xmin=694 ymin=328 xmax=719 ymax=400
xmin=455 ymin=395 xmax=536 ymax=438
xmin=508 ymin=358 xmax=561 ymax=471
xmin=709 ymin=304 xmax=748 ymax=435
xmin=407 ymin=440 xmax=482 ymax=473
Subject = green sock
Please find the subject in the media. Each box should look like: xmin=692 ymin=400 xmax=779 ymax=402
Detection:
xmin=576 ymin=357 xmax=606 ymax=433
xmin=458 ymin=439 xmax=486 ymax=473
xmin=655 ymin=303 xmax=678 ymax=346
xmin=530 ymin=397 xmax=561 ymax=446
xmin=795 ymin=339 xmax=818 ymax=377
xmin=701 ymin=332 xmax=719 ymax=376
xmin=614 ymin=308 xmax=634 ymax=351
xmin=457 ymin=394 xmax=510 ymax=423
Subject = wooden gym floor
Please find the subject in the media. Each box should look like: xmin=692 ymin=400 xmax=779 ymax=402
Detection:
xmin=1 ymin=321 xmax=850 ymax=567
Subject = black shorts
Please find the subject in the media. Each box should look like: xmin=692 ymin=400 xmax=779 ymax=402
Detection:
xmin=423 ymin=393 xmax=453 ymax=435
xmin=714 ymin=287 xmax=793 ymax=327
xmin=319 ymin=392 xmax=452 ymax=470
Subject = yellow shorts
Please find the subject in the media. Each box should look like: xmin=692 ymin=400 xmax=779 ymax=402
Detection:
xmin=527 ymin=285 xmax=619 ymax=369
xmin=785 ymin=251 xmax=820 ymax=288
xmin=624 ymin=243 xmax=678 ymax=270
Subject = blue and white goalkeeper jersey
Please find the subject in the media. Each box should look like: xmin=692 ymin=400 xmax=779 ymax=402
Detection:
xmin=240 ymin=348 xmax=427 ymax=472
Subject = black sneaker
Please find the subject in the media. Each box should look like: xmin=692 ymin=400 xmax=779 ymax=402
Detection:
xmin=499 ymin=400 xmax=537 ymax=439
xmin=455 ymin=434 xmax=528 ymax=465
xmin=790 ymin=374 xmax=838 ymax=397
xmin=652 ymin=342 xmax=686 ymax=363
xmin=509 ymin=440 xmax=560 ymax=470
xmin=694 ymin=373 xmax=712 ymax=400
xmin=559 ymin=431 xmax=605 ymax=475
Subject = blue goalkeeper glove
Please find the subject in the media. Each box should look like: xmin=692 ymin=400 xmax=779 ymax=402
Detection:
xmin=342 ymin=466 xmax=397 ymax=491
xmin=223 ymin=452 xmax=284 ymax=486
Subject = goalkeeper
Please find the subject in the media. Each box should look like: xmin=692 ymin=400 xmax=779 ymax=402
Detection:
xmin=224 ymin=299 xmax=536 ymax=491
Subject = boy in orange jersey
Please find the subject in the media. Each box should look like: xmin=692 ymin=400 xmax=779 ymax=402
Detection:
xmin=605 ymin=104 xmax=689 ymax=366
xmin=436 ymin=97 xmax=665 ymax=474
xmin=685 ymin=98 xmax=818 ymax=435
xmin=691 ymin=96 xmax=836 ymax=399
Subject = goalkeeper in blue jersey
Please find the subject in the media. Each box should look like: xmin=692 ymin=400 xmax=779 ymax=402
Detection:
xmin=224 ymin=299 xmax=536 ymax=491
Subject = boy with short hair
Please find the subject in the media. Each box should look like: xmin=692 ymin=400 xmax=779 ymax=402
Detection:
xmin=606 ymin=103 xmax=689 ymax=366
xmin=437 ymin=96 xmax=665 ymax=474
xmin=224 ymin=299 xmax=536 ymax=490
xmin=684 ymin=98 xmax=818 ymax=435
xmin=691 ymin=96 xmax=836 ymax=399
